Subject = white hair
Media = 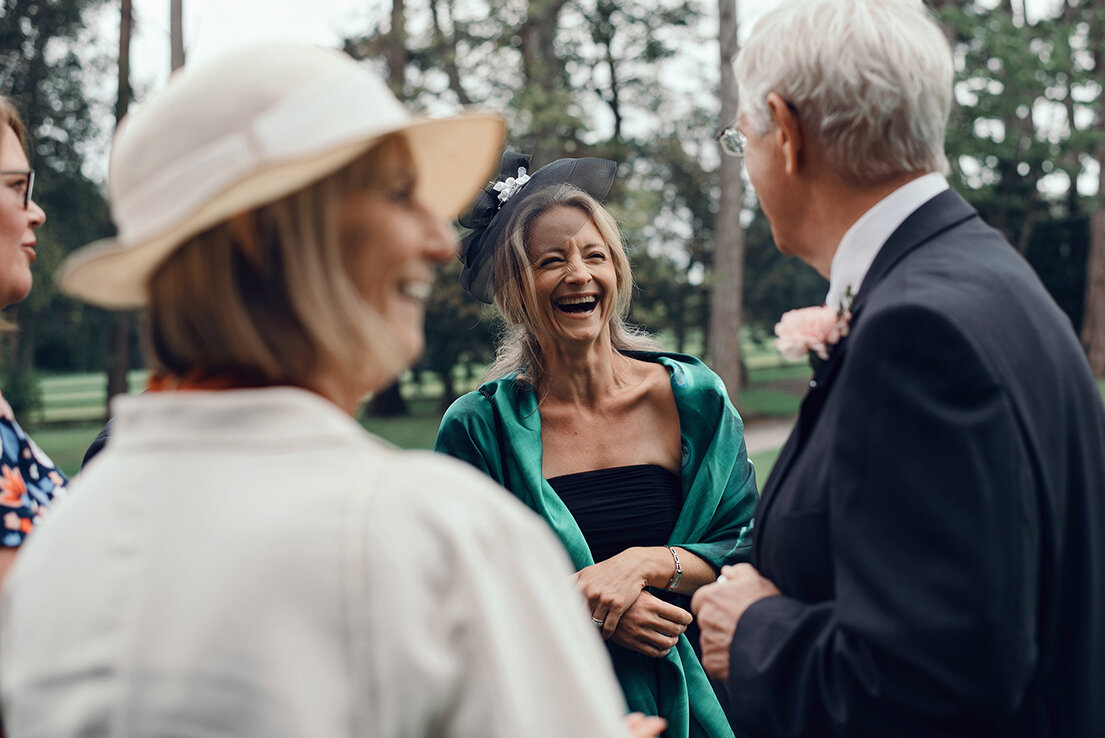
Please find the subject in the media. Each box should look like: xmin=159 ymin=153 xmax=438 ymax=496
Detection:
xmin=735 ymin=0 xmax=953 ymax=185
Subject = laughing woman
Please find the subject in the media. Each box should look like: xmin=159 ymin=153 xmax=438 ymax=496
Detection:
xmin=0 ymin=97 xmax=67 ymax=588
xmin=435 ymin=153 xmax=758 ymax=738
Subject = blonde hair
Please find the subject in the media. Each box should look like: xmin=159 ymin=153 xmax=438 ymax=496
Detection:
xmin=0 ymin=96 xmax=29 ymax=164
xmin=0 ymin=95 xmax=30 ymax=332
xmin=147 ymin=136 xmax=406 ymax=393
xmin=484 ymin=184 xmax=659 ymax=385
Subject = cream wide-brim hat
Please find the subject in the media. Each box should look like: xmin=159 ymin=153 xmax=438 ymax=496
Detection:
xmin=59 ymin=40 xmax=505 ymax=309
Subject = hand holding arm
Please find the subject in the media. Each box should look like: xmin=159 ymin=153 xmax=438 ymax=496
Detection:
xmin=573 ymin=547 xmax=655 ymax=637
xmin=608 ymin=590 xmax=693 ymax=657
xmin=576 ymin=545 xmax=722 ymax=638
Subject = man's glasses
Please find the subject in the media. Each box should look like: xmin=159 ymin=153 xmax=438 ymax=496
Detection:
xmin=1 ymin=169 xmax=35 ymax=210
xmin=716 ymin=127 xmax=748 ymax=158
xmin=715 ymin=100 xmax=800 ymax=158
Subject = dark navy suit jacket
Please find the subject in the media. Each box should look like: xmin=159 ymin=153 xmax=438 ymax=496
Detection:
xmin=726 ymin=189 xmax=1105 ymax=737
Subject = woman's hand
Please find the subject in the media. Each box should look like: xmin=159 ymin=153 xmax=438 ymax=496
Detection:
xmin=609 ymin=590 xmax=692 ymax=657
xmin=625 ymin=712 xmax=667 ymax=738
xmin=574 ymin=547 xmax=665 ymax=638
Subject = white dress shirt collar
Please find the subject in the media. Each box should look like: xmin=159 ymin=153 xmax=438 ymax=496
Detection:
xmin=825 ymin=172 xmax=949 ymax=311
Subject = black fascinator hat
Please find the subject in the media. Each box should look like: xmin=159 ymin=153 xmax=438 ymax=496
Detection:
xmin=457 ymin=150 xmax=617 ymax=303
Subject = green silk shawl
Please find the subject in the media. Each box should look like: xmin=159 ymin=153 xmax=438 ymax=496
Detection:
xmin=435 ymin=352 xmax=758 ymax=738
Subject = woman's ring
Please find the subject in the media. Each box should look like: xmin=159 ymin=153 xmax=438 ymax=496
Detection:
xmin=591 ymin=616 xmax=605 ymax=627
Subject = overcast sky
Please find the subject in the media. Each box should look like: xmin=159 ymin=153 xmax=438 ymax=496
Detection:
xmin=125 ymin=0 xmax=810 ymax=88
xmin=100 ymin=0 xmax=1088 ymax=194
xmin=126 ymin=0 xmax=1066 ymax=85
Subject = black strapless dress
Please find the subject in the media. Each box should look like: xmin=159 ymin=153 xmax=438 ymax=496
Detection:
xmin=546 ymin=464 xmax=682 ymax=563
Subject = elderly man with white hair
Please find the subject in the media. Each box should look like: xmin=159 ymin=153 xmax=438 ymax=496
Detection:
xmin=691 ymin=1 xmax=1105 ymax=737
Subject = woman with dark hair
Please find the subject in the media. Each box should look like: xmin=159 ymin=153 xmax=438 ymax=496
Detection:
xmin=0 ymin=96 xmax=66 ymax=588
xmin=436 ymin=152 xmax=758 ymax=738
xmin=0 ymin=45 xmax=662 ymax=738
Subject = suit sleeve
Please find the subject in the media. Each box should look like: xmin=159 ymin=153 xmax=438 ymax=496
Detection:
xmin=728 ymin=305 xmax=1039 ymax=737
xmin=81 ymin=418 xmax=114 ymax=469
xmin=434 ymin=392 xmax=503 ymax=484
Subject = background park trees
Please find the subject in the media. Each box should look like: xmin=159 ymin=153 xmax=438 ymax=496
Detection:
xmin=936 ymin=0 xmax=1105 ymax=374
xmin=2 ymin=0 xmax=1104 ymax=422
xmin=1 ymin=0 xmax=115 ymax=413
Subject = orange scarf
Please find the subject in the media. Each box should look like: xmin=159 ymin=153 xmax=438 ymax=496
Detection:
xmin=146 ymin=372 xmax=273 ymax=393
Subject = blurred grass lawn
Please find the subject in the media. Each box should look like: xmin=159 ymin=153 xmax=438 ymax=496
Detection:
xmin=28 ymin=372 xmax=1105 ymax=482
xmin=39 ymin=416 xmax=790 ymax=482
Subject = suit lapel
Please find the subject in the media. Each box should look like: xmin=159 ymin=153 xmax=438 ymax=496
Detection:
xmin=848 ymin=188 xmax=977 ymax=315
xmin=753 ymin=341 xmax=847 ymax=563
xmin=752 ymin=188 xmax=980 ymax=565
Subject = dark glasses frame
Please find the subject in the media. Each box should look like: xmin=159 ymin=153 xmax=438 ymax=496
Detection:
xmin=1 ymin=169 xmax=35 ymax=209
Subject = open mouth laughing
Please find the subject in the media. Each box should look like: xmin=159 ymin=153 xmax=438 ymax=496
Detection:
xmin=399 ymin=280 xmax=431 ymax=303
xmin=556 ymin=294 xmax=599 ymax=314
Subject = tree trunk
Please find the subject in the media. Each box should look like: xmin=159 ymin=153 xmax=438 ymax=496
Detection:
xmin=107 ymin=314 xmax=132 ymax=398
xmin=366 ymin=381 xmax=408 ymax=418
xmin=1081 ymin=0 xmax=1105 ymax=377
xmin=170 ymin=0 xmax=185 ymax=71
xmin=1083 ymin=158 xmax=1105 ymax=375
xmin=387 ymin=0 xmax=406 ymax=97
xmin=594 ymin=0 xmax=622 ymax=141
xmin=429 ymin=0 xmax=472 ymax=105
xmin=438 ymin=368 xmax=456 ymax=413
xmin=107 ymin=0 xmax=134 ymax=404
xmin=519 ymin=0 xmax=573 ymax=163
xmin=115 ymin=0 xmax=133 ymax=129
xmin=520 ymin=0 xmax=569 ymax=86
xmin=7 ymin=300 xmax=32 ymax=376
xmin=928 ymin=0 xmax=959 ymax=48
xmin=707 ymin=0 xmax=745 ymax=404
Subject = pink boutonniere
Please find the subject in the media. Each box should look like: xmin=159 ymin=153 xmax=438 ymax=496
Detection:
xmin=774 ymin=304 xmax=852 ymax=362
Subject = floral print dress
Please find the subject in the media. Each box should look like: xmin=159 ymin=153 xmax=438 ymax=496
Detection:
xmin=0 ymin=391 xmax=66 ymax=547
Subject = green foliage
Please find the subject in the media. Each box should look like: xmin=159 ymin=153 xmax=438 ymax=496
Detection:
xmin=416 ymin=258 xmax=497 ymax=408
xmin=742 ymin=207 xmax=828 ymax=327
xmin=934 ymin=1 xmax=1102 ymax=332
xmin=0 ymin=357 xmax=41 ymax=418
xmin=937 ymin=2 xmax=1101 ymax=233
xmin=343 ymin=0 xmax=727 ymax=358
xmin=24 ymin=171 xmax=116 ymax=372
xmin=1 ymin=0 xmax=112 ymax=177
xmin=12 ymin=0 xmax=1104 ymax=412
xmin=626 ymin=247 xmax=706 ymax=354
xmin=2 ymin=0 xmax=116 ymax=379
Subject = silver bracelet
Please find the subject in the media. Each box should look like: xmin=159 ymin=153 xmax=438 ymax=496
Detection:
xmin=665 ymin=547 xmax=683 ymax=591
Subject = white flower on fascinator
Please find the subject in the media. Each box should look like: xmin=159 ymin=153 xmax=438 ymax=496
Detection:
xmin=492 ymin=167 xmax=531 ymax=204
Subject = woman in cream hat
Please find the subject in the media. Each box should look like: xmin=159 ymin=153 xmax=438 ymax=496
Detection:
xmin=0 ymin=41 xmax=662 ymax=738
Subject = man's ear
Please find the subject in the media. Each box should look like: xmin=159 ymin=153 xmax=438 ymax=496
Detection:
xmin=767 ymin=92 xmax=802 ymax=175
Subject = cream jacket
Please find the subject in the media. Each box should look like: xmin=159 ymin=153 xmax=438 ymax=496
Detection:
xmin=1 ymin=388 xmax=629 ymax=737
